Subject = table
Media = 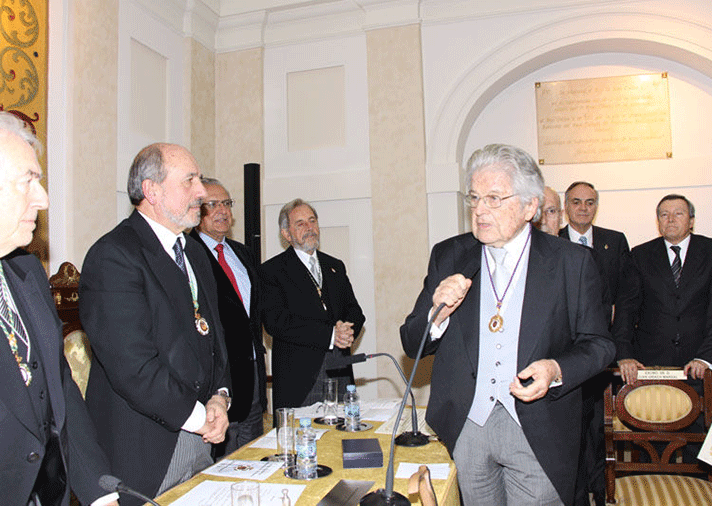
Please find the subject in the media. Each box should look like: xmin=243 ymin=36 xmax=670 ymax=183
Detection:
xmin=152 ymin=418 xmax=460 ymax=505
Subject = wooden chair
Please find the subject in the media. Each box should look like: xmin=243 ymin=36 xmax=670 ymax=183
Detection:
xmin=49 ymin=261 xmax=92 ymax=398
xmin=604 ymin=368 xmax=712 ymax=504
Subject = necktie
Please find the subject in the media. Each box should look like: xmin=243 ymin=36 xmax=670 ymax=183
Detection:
xmin=490 ymin=248 xmax=509 ymax=295
xmin=578 ymin=236 xmax=588 ymax=246
xmin=173 ymin=238 xmax=188 ymax=278
xmin=309 ymin=256 xmax=322 ymax=287
xmin=671 ymin=245 xmax=682 ymax=287
xmin=215 ymin=244 xmax=243 ymax=303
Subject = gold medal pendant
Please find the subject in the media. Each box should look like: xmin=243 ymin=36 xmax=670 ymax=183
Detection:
xmin=488 ymin=313 xmax=504 ymax=333
xmin=195 ymin=312 xmax=210 ymax=335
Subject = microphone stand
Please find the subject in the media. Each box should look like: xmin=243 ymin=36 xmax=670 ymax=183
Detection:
xmin=366 ymin=353 xmax=429 ymax=447
xmin=360 ymin=303 xmax=446 ymax=506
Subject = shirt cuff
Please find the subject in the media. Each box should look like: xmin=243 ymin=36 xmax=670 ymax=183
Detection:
xmin=427 ymin=307 xmax=449 ymax=340
xmin=91 ymin=493 xmax=119 ymax=506
xmin=329 ymin=328 xmax=335 ymax=350
xmin=182 ymin=401 xmax=206 ymax=433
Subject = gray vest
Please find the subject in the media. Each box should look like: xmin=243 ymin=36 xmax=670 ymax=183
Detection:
xmin=468 ymin=247 xmax=530 ymax=426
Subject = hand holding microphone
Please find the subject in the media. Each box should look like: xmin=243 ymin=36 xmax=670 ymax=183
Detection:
xmin=431 ymin=274 xmax=472 ymax=326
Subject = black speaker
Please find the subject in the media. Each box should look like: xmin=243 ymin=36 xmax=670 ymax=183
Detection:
xmin=244 ymin=163 xmax=261 ymax=266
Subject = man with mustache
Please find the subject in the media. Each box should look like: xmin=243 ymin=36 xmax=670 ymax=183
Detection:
xmin=80 ymin=144 xmax=230 ymax=504
xmin=190 ymin=178 xmax=267 ymax=455
xmin=261 ymin=199 xmax=365 ymax=410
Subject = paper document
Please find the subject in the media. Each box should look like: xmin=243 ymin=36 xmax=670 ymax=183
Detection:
xmin=395 ymin=462 xmax=452 ymax=480
xmin=167 ymin=480 xmax=306 ymax=506
xmin=201 ymin=459 xmax=283 ymax=480
xmin=699 ymin=428 xmax=712 ymax=466
xmin=375 ymin=407 xmax=434 ymax=436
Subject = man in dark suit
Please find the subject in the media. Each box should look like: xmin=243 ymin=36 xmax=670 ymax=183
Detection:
xmin=261 ymin=198 xmax=365 ymax=410
xmin=559 ymin=181 xmax=629 ymax=506
xmin=614 ymin=194 xmax=712 ymax=464
xmin=0 ymin=112 xmax=118 ymax=506
xmin=80 ymin=143 xmax=230 ymax=505
xmin=615 ymin=194 xmax=712 ymax=383
xmin=401 ymin=144 xmax=614 ymax=506
xmin=190 ymin=178 xmax=267 ymax=456
xmin=559 ymin=181 xmax=630 ymax=306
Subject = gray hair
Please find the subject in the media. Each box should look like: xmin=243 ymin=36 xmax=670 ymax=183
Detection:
xmin=200 ymin=177 xmax=230 ymax=196
xmin=127 ymin=144 xmax=167 ymax=205
xmin=657 ymin=194 xmax=695 ymax=218
xmin=278 ymin=198 xmax=318 ymax=230
xmin=564 ymin=181 xmax=599 ymax=203
xmin=0 ymin=112 xmax=42 ymax=157
xmin=465 ymin=144 xmax=545 ymax=222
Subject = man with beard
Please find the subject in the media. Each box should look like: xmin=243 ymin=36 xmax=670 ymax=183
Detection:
xmin=261 ymin=199 xmax=365 ymax=410
xmin=80 ymin=144 xmax=230 ymax=504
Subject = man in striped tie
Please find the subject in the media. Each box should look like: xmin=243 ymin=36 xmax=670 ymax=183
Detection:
xmin=613 ymin=194 xmax=712 ymax=463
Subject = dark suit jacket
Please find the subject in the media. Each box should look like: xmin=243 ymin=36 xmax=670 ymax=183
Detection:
xmin=190 ymin=230 xmax=267 ymax=421
xmin=80 ymin=211 xmax=229 ymax=503
xmin=260 ymin=247 xmax=365 ymax=410
xmin=559 ymin=224 xmax=630 ymax=304
xmin=400 ymin=228 xmax=614 ymax=505
xmin=613 ymin=234 xmax=712 ymax=366
xmin=0 ymin=250 xmax=111 ymax=506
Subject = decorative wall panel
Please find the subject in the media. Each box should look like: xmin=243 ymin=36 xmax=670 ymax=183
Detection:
xmin=0 ymin=0 xmax=47 ymax=262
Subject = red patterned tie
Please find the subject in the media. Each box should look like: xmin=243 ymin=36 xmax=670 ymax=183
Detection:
xmin=215 ymin=244 xmax=243 ymax=303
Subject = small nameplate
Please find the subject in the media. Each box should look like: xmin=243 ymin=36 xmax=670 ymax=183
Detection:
xmin=636 ymin=370 xmax=687 ymax=380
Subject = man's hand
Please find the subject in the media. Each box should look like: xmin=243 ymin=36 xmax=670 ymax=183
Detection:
xmin=618 ymin=358 xmax=645 ymax=385
xmin=432 ymin=274 xmax=472 ymax=326
xmin=334 ymin=320 xmax=355 ymax=349
xmin=197 ymin=394 xmax=229 ymax=443
xmin=684 ymin=359 xmax=709 ymax=379
xmin=510 ymin=359 xmax=561 ymax=402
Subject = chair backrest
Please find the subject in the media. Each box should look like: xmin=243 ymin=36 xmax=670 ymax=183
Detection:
xmin=604 ymin=368 xmax=712 ymax=502
xmin=49 ymin=262 xmax=92 ymax=397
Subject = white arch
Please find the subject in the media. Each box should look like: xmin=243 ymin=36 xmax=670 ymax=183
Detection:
xmin=427 ymin=10 xmax=712 ymax=193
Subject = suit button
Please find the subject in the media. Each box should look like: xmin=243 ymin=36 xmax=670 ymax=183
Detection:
xmin=31 ymin=361 xmax=38 ymax=370
xmin=27 ymin=452 xmax=40 ymax=463
xmin=194 ymin=381 xmax=201 ymax=390
xmin=39 ymin=390 xmax=45 ymax=400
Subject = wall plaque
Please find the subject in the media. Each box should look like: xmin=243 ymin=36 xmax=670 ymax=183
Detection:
xmin=535 ymin=73 xmax=671 ymax=164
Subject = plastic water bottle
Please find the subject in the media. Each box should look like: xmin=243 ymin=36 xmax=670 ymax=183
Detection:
xmin=295 ymin=418 xmax=317 ymax=479
xmin=344 ymin=384 xmax=361 ymax=431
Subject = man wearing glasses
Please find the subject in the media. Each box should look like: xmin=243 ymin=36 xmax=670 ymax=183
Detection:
xmin=401 ymin=144 xmax=614 ymax=506
xmin=190 ymin=178 xmax=267 ymax=456
xmin=535 ymin=186 xmax=563 ymax=235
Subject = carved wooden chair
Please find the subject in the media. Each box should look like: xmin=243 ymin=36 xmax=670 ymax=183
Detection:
xmin=49 ymin=261 xmax=92 ymax=398
xmin=604 ymin=368 xmax=712 ymax=504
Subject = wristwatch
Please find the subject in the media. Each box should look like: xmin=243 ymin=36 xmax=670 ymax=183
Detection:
xmin=215 ymin=389 xmax=232 ymax=410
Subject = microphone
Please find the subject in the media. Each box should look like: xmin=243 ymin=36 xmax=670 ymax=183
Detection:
xmin=99 ymin=475 xmax=161 ymax=506
xmin=328 ymin=352 xmax=428 ymax=446
xmin=360 ymin=302 xmax=447 ymax=506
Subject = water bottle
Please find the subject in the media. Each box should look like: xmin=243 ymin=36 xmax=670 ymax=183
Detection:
xmin=344 ymin=384 xmax=361 ymax=431
xmin=295 ymin=418 xmax=317 ymax=479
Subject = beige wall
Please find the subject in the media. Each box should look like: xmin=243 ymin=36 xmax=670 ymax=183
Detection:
xmin=367 ymin=25 xmax=431 ymax=402
xmin=215 ymin=48 xmax=264 ymax=246
xmin=72 ymin=0 xmax=119 ymax=260
xmin=189 ymin=39 xmax=216 ymax=175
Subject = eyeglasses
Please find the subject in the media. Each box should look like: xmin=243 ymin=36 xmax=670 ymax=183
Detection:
xmin=464 ymin=193 xmax=518 ymax=209
xmin=202 ymin=199 xmax=234 ymax=210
